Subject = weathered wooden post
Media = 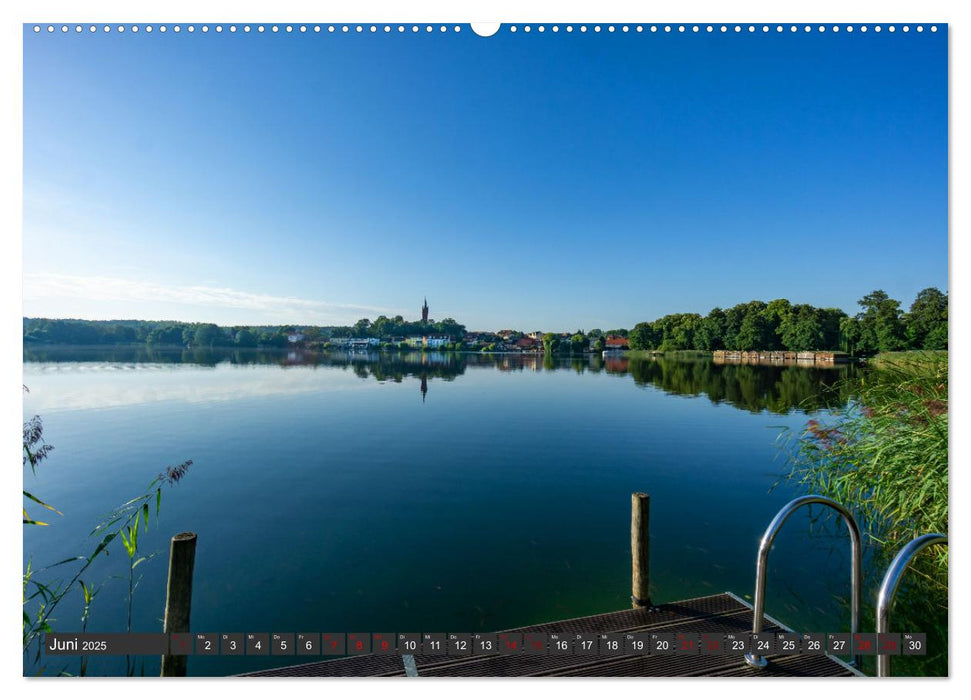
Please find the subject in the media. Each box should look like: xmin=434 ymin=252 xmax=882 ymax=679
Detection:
xmin=161 ymin=532 xmax=197 ymax=677
xmin=631 ymin=492 xmax=651 ymax=607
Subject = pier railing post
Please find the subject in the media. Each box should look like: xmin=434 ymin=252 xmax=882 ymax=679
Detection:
xmin=161 ymin=532 xmax=197 ymax=677
xmin=631 ymin=492 xmax=651 ymax=607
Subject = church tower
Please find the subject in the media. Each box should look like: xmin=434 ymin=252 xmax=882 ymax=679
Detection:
xmin=421 ymin=297 xmax=429 ymax=325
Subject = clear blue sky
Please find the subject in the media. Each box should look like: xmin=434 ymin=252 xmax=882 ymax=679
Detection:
xmin=23 ymin=24 xmax=947 ymax=332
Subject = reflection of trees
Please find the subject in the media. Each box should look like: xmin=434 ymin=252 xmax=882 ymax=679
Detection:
xmin=24 ymin=345 xmax=190 ymax=364
xmin=627 ymin=356 xmax=855 ymax=414
xmin=336 ymin=352 xmax=467 ymax=382
xmin=542 ymin=353 xmax=556 ymax=372
xmin=24 ymin=347 xmax=854 ymax=414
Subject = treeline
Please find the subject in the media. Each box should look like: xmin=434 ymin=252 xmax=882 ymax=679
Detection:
xmin=22 ymin=315 xmax=469 ymax=349
xmin=22 ymin=319 xmax=305 ymax=348
xmin=329 ymin=315 xmax=467 ymax=340
xmin=628 ymin=288 xmax=947 ymax=355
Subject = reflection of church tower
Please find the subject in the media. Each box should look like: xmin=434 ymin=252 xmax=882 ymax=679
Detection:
xmin=420 ymin=373 xmax=428 ymax=403
xmin=421 ymin=297 xmax=429 ymax=325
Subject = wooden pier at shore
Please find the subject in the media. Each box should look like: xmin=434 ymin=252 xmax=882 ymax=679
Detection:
xmin=236 ymin=494 xmax=861 ymax=679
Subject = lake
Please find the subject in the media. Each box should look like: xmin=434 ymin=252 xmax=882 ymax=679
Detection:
xmin=23 ymin=347 xmax=862 ymax=676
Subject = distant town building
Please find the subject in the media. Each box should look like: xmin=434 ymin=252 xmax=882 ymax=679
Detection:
xmin=287 ymin=332 xmax=305 ymax=343
xmin=514 ymin=337 xmax=539 ymax=351
xmin=405 ymin=335 xmax=452 ymax=348
xmin=605 ymin=335 xmax=629 ymax=349
xmin=424 ymin=335 xmax=452 ymax=349
xmin=527 ymin=331 xmax=544 ymax=340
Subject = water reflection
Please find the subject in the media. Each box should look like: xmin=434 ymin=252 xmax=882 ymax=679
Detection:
xmin=625 ymin=355 xmax=856 ymax=414
xmin=23 ymin=347 xmax=856 ymax=414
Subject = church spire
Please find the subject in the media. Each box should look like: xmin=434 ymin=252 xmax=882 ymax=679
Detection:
xmin=421 ymin=297 xmax=429 ymax=324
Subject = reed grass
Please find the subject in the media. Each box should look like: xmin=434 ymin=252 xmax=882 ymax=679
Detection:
xmin=786 ymin=351 xmax=948 ymax=675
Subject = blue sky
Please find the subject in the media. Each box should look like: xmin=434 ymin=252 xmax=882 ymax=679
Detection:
xmin=23 ymin=24 xmax=947 ymax=332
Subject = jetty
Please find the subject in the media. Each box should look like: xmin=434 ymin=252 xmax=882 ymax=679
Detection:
xmin=240 ymin=592 xmax=857 ymax=677
xmin=237 ymin=493 xmax=864 ymax=678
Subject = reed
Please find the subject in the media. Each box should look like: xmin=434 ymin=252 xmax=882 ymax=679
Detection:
xmin=22 ymin=405 xmax=193 ymax=674
xmin=785 ymin=352 xmax=948 ymax=675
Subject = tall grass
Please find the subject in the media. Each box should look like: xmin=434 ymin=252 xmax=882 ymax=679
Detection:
xmin=786 ymin=352 xmax=948 ymax=675
xmin=23 ymin=407 xmax=193 ymax=675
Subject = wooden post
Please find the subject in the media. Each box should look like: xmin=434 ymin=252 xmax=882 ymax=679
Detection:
xmin=631 ymin=492 xmax=651 ymax=607
xmin=161 ymin=532 xmax=197 ymax=677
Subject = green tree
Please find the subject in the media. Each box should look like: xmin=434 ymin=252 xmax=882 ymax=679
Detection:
xmin=764 ymin=298 xmax=793 ymax=350
xmin=234 ymin=328 xmax=258 ymax=348
xmin=542 ymin=333 xmax=559 ymax=354
xmin=695 ymin=308 xmax=727 ymax=351
xmin=840 ymin=316 xmax=861 ymax=355
xmin=570 ymin=334 xmax=588 ymax=354
xmin=353 ymin=318 xmax=372 ymax=337
xmin=779 ymin=304 xmax=824 ymax=351
xmin=437 ymin=318 xmax=467 ymax=339
xmin=628 ymin=322 xmax=658 ymax=351
xmin=258 ymin=331 xmax=288 ymax=348
xmin=734 ymin=303 xmax=772 ymax=350
xmin=818 ymin=308 xmax=847 ymax=350
xmin=672 ymin=313 xmax=702 ymax=350
xmin=146 ymin=325 xmax=185 ymax=346
xmin=193 ymin=323 xmax=223 ymax=348
xmin=650 ymin=314 xmax=701 ymax=351
xmin=371 ymin=316 xmax=392 ymax=339
xmin=856 ymin=290 xmax=907 ymax=353
xmin=905 ymin=287 xmax=948 ymax=350
xmin=722 ymin=304 xmax=747 ymax=350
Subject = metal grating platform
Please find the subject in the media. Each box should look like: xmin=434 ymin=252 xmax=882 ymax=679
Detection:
xmin=239 ymin=593 xmax=860 ymax=678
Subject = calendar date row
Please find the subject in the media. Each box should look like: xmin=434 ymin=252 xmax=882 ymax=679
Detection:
xmin=44 ymin=631 xmax=927 ymax=657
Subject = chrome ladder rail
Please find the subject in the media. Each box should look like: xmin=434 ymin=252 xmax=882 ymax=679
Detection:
xmin=875 ymin=533 xmax=947 ymax=677
xmin=743 ymin=495 xmax=863 ymax=670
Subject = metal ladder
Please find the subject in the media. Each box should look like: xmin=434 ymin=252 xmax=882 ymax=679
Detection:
xmin=743 ymin=495 xmax=863 ymax=669
xmin=875 ymin=533 xmax=947 ymax=677
xmin=744 ymin=496 xmax=948 ymax=676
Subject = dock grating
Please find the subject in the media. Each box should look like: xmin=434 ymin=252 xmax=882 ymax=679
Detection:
xmin=239 ymin=593 xmax=858 ymax=678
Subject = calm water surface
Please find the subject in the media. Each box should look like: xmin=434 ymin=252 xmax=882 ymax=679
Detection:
xmin=23 ymin=348 xmax=862 ymax=676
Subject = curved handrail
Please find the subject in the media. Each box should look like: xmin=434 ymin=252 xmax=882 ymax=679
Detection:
xmin=875 ymin=533 xmax=947 ymax=677
xmin=743 ymin=495 xmax=862 ymax=669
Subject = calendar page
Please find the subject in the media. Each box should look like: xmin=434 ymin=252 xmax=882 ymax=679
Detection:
xmin=17 ymin=0 xmax=950 ymax=691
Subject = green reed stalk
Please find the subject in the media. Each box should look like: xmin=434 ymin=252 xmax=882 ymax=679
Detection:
xmin=785 ymin=351 xmax=948 ymax=675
